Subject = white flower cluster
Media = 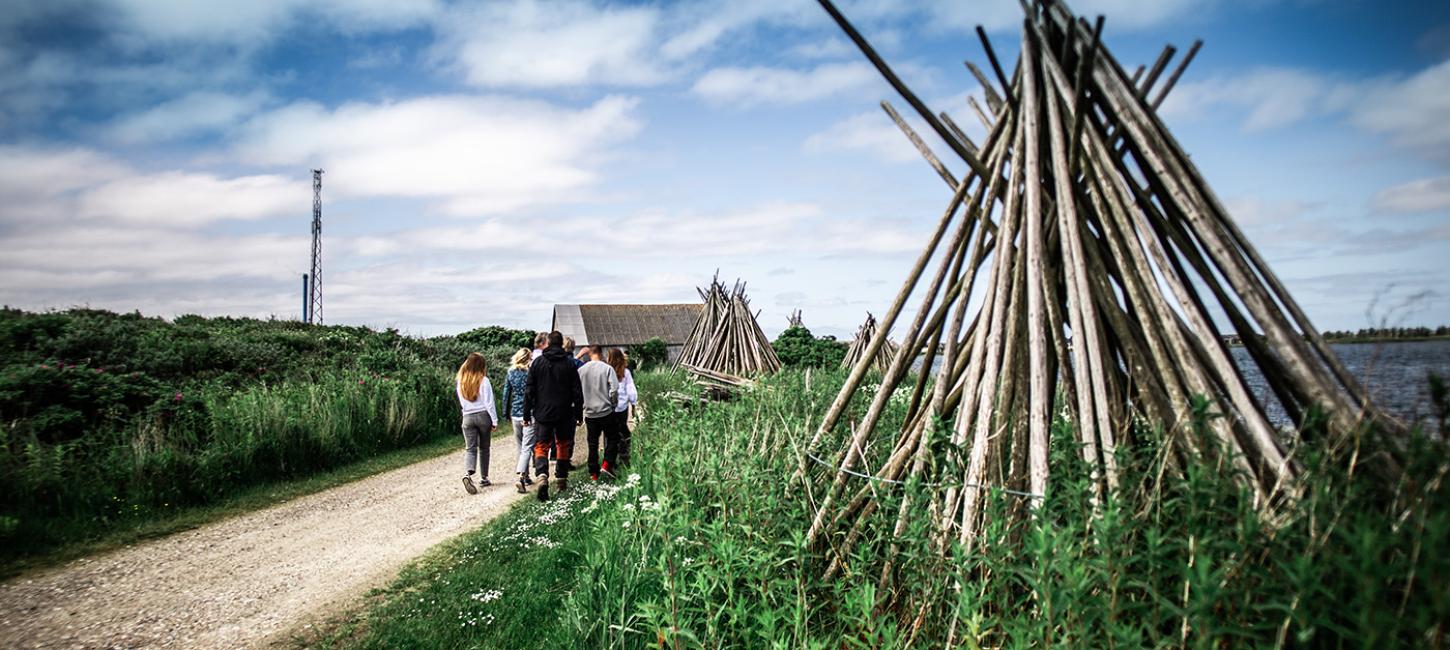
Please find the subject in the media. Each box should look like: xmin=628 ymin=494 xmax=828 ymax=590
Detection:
xmin=468 ymin=589 xmax=502 ymax=603
xmin=457 ymin=610 xmax=496 ymax=628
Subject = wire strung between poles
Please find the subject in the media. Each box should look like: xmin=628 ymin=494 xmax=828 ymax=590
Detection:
xmin=803 ymin=451 xmax=1044 ymax=500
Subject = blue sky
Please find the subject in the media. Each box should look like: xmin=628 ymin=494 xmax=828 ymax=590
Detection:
xmin=1 ymin=0 xmax=1447 ymax=339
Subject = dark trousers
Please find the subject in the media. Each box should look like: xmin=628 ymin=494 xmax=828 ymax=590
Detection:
xmin=611 ymin=409 xmax=632 ymax=466
xmin=532 ymin=419 xmax=575 ymax=479
xmin=585 ymin=415 xmax=618 ymax=475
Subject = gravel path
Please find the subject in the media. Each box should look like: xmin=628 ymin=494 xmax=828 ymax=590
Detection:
xmin=0 ymin=432 xmax=573 ymax=649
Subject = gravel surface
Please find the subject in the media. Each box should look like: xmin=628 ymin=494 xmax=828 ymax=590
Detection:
xmin=0 ymin=433 xmax=569 ymax=649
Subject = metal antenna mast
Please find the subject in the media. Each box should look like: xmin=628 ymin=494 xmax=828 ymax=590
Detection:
xmin=308 ymin=168 xmax=324 ymax=325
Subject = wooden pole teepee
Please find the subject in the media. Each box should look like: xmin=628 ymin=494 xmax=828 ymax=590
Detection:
xmin=803 ymin=0 xmax=1406 ymax=577
xmin=841 ymin=312 xmax=899 ymax=374
xmin=677 ymin=275 xmax=782 ymax=379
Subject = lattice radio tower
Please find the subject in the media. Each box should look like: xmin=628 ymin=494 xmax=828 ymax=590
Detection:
xmin=307 ymin=169 xmax=324 ymax=325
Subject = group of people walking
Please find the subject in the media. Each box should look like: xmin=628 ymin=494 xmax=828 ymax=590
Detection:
xmin=454 ymin=330 xmax=638 ymax=502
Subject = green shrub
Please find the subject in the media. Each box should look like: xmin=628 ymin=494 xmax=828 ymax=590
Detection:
xmin=0 ymin=307 xmax=515 ymax=566
xmin=772 ymin=325 xmax=846 ymax=368
xmin=453 ymin=325 xmax=535 ymax=351
xmin=630 ymin=337 xmax=669 ymax=370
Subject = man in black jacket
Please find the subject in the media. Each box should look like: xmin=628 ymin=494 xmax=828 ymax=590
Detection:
xmin=523 ymin=330 xmax=583 ymax=501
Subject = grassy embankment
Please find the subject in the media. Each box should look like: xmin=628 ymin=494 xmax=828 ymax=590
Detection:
xmin=0 ymin=307 xmax=532 ymax=574
xmin=319 ymin=368 xmax=1449 ymax=648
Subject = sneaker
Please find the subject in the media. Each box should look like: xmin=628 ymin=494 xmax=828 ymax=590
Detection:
xmin=478 ymin=477 xmax=491 ymax=487
xmin=600 ymin=462 xmax=616 ymax=480
xmin=590 ymin=473 xmax=599 ymax=481
xmin=515 ymin=474 xmax=528 ymax=494
xmin=537 ymin=478 xmax=550 ymax=502
xmin=462 ymin=475 xmax=478 ymax=495
xmin=555 ymin=477 xmax=568 ymax=493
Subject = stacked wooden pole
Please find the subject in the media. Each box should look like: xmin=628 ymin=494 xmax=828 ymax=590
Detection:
xmin=841 ymin=312 xmax=899 ymax=374
xmin=677 ymin=276 xmax=782 ymax=378
xmin=804 ymin=0 xmax=1406 ymax=581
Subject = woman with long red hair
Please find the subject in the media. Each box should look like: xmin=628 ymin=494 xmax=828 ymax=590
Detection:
xmin=606 ymin=348 xmax=638 ymax=467
xmin=456 ymin=352 xmax=498 ymax=493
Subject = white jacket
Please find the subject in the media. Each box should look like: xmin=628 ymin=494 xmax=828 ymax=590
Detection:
xmin=615 ymin=369 xmax=638 ymax=413
xmin=457 ymin=377 xmax=498 ymax=425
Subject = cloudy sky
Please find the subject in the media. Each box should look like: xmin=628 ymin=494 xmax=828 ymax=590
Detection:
xmin=1 ymin=0 xmax=1447 ymax=338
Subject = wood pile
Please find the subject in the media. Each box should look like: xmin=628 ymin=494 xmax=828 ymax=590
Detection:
xmin=677 ymin=276 xmax=782 ymax=378
xmin=787 ymin=309 xmax=805 ymax=329
xmin=840 ymin=312 xmax=899 ymax=374
xmin=803 ymin=0 xmax=1407 ymax=588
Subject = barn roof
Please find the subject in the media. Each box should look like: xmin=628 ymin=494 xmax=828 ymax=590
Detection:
xmin=552 ymin=303 xmax=702 ymax=346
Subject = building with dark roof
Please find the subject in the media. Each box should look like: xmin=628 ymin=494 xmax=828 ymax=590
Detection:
xmin=551 ymin=303 xmax=702 ymax=362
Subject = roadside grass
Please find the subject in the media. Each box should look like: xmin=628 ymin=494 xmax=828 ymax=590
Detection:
xmin=4 ymin=433 xmax=470 ymax=578
xmin=302 ymin=459 xmax=644 ymax=649
xmin=1 ymin=307 xmax=533 ymax=572
xmin=326 ymin=368 xmax=1449 ymax=648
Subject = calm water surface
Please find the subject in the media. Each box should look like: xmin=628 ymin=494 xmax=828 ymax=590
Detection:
xmin=1232 ymin=340 xmax=1450 ymax=428
xmin=916 ymin=340 xmax=1450 ymax=428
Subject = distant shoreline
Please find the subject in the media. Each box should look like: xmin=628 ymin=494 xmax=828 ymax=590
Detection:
xmin=1225 ymin=334 xmax=1450 ymax=347
xmin=1321 ymin=335 xmax=1450 ymax=345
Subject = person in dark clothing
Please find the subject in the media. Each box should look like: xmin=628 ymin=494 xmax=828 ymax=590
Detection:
xmin=523 ymin=331 xmax=583 ymax=501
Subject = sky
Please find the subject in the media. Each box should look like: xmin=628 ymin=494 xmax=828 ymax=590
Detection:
xmin=1 ymin=0 xmax=1447 ymax=340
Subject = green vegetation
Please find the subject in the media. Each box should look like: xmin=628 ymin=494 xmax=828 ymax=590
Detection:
xmin=0 ymin=307 xmax=531 ymax=569
xmin=629 ymin=337 xmax=669 ymax=370
xmin=772 ymin=325 xmax=847 ymax=368
xmin=1320 ymin=326 xmax=1450 ymax=343
xmin=327 ymin=369 xmax=1448 ymax=648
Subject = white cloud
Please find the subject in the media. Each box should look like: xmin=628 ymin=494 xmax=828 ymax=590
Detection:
xmin=805 ymin=112 xmax=922 ymax=163
xmin=1163 ymin=60 xmax=1450 ymax=164
xmin=0 ymin=145 xmax=302 ymax=227
xmin=0 ymin=146 xmax=128 ymax=198
xmin=1161 ymin=67 xmax=1356 ymax=131
xmin=788 ymin=38 xmax=856 ymax=60
xmin=351 ymin=202 xmax=924 ymax=259
xmin=659 ymin=0 xmax=817 ymax=59
xmin=103 ymin=0 xmax=440 ymax=45
xmin=1350 ymin=60 xmax=1450 ymax=164
xmin=104 ymin=91 xmax=269 ymax=144
xmin=78 ymin=171 xmax=300 ymax=225
xmin=0 ymin=223 xmax=299 ymax=288
xmin=434 ymin=0 xmax=666 ymax=88
xmin=233 ymin=94 xmax=643 ymax=215
xmin=1372 ymin=176 xmax=1450 ymax=214
xmin=920 ymin=0 xmax=1200 ymax=33
xmin=1224 ymin=197 xmax=1319 ymax=228
xmin=692 ymin=62 xmax=879 ymax=106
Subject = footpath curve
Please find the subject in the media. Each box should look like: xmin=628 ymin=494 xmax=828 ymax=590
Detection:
xmin=0 ymin=434 xmax=550 ymax=649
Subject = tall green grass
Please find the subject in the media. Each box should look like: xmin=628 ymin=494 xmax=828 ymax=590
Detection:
xmin=1 ymin=368 xmax=458 ymax=565
xmin=333 ymin=368 xmax=1448 ymax=648
xmin=0 ymin=308 xmax=532 ymax=568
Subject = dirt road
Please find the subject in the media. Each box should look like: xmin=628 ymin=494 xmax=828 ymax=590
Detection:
xmin=0 ymin=433 xmax=571 ymax=649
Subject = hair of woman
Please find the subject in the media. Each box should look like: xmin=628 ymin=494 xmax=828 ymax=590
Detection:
xmin=457 ymin=352 xmax=487 ymax=401
xmin=510 ymin=348 xmax=531 ymax=370
xmin=607 ymin=347 xmax=628 ymax=380
xmin=533 ymin=331 xmax=548 ymax=348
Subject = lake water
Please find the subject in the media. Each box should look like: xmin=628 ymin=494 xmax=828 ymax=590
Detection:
xmin=1232 ymin=340 xmax=1450 ymax=428
xmin=915 ymin=340 xmax=1450 ymax=428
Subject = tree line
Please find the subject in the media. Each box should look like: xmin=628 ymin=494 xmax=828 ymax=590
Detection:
xmin=1320 ymin=326 xmax=1450 ymax=341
